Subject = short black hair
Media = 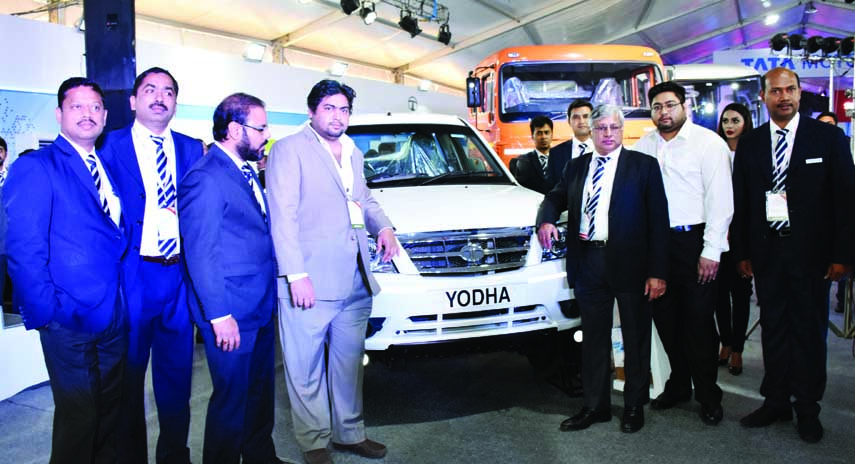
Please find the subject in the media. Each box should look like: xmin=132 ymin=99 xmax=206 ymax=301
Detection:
xmin=817 ymin=111 xmax=839 ymax=125
xmin=0 ymin=135 xmax=6 ymax=152
xmin=647 ymin=81 xmax=686 ymax=104
xmin=760 ymin=68 xmax=801 ymax=93
xmin=529 ymin=115 xmax=553 ymax=134
xmin=212 ymin=93 xmax=266 ymax=142
xmin=567 ymin=99 xmax=593 ymax=116
xmin=57 ymin=77 xmax=105 ymax=108
xmin=132 ymin=67 xmax=179 ymax=97
xmin=307 ymin=80 xmax=356 ymax=112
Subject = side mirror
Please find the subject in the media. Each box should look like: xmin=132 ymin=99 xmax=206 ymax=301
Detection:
xmin=466 ymin=76 xmax=482 ymax=108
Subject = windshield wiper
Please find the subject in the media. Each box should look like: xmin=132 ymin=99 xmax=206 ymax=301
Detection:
xmin=418 ymin=171 xmax=503 ymax=186
xmin=366 ymin=173 xmax=430 ymax=184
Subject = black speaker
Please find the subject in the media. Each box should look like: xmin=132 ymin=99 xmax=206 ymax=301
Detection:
xmin=83 ymin=0 xmax=136 ymax=131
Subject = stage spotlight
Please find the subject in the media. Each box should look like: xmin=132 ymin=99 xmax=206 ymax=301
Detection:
xmin=360 ymin=1 xmax=376 ymax=25
xmin=788 ymin=34 xmax=806 ymax=50
xmin=341 ymin=0 xmax=360 ymax=15
xmin=805 ymin=1 xmax=817 ymax=14
xmin=770 ymin=33 xmax=789 ymax=52
xmin=438 ymin=23 xmax=451 ymax=45
xmin=807 ymin=35 xmax=825 ymax=54
xmin=840 ymin=37 xmax=854 ymax=56
xmin=822 ymin=37 xmax=842 ymax=55
xmin=398 ymin=11 xmax=422 ymax=38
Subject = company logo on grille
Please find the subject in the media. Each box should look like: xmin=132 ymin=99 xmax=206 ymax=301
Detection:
xmin=460 ymin=243 xmax=485 ymax=263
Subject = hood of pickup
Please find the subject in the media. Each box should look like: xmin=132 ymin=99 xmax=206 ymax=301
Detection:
xmin=370 ymin=184 xmax=545 ymax=234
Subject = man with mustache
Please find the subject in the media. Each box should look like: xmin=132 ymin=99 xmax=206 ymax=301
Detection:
xmin=4 ymin=77 xmax=127 ymax=463
xmin=634 ymin=81 xmax=733 ymax=426
xmin=267 ymin=80 xmax=397 ymax=464
xmin=101 ymin=67 xmax=203 ymax=464
xmin=180 ymin=93 xmax=283 ymax=463
xmin=731 ymin=67 xmax=855 ymax=443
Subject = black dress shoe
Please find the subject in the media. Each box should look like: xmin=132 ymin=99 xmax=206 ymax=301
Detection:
xmin=739 ymin=405 xmax=793 ymax=428
xmin=797 ymin=414 xmax=824 ymax=443
xmin=650 ymin=391 xmax=691 ymax=410
xmin=700 ymin=403 xmax=723 ymax=425
xmin=621 ymin=406 xmax=644 ymax=433
xmin=559 ymin=407 xmax=611 ymax=431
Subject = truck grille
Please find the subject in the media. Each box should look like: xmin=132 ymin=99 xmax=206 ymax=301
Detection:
xmin=399 ymin=227 xmax=532 ymax=275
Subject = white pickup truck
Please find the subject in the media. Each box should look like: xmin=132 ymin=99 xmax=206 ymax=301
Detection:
xmin=347 ymin=113 xmax=580 ymax=362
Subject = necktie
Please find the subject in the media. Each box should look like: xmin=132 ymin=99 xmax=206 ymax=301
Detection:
xmin=584 ymin=156 xmax=610 ymax=239
xmin=242 ymin=163 xmax=267 ymax=221
xmin=771 ymin=128 xmax=789 ymax=230
xmin=86 ymin=152 xmax=111 ymax=218
xmin=151 ymin=135 xmax=178 ymax=258
xmin=578 ymin=143 xmax=587 ymax=158
xmin=539 ymin=154 xmax=548 ymax=175
xmin=0 ymin=170 xmax=6 ymax=187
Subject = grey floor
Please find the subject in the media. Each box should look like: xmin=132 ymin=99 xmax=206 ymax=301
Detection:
xmin=3 ymin=292 xmax=855 ymax=464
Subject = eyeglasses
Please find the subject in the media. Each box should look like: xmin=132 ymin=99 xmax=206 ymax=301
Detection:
xmin=592 ymin=124 xmax=623 ymax=133
xmin=240 ymin=123 xmax=267 ymax=133
xmin=651 ymin=101 xmax=682 ymax=113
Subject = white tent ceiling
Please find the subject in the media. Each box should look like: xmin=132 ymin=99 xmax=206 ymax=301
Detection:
xmin=4 ymin=0 xmax=855 ymax=93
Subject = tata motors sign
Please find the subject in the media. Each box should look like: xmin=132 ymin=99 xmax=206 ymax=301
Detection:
xmin=714 ymin=49 xmax=854 ymax=78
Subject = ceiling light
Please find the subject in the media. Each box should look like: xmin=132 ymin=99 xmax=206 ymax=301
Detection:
xmin=398 ymin=10 xmax=422 ymax=38
xmin=243 ymin=43 xmax=267 ymax=62
xmin=360 ymin=1 xmax=377 ymax=25
xmin=762 ymin=0 xmax=771 ymax=7
xmin=418 ymin=79 xmax=432 ymax=92
xmin=297 ymin=0 xmax=313 ymax=4
xmin=438 ymin=23 xmax=452 ymax=46
xmin=340 ymin=0 xmax=360 ymax=15
xmin=764 ymin=14 xmax=780 ymax=26
xmin=805 ymin=1 xmax=817 ymax=14
xmin=329 ymin=61 xmax=349 ymax=76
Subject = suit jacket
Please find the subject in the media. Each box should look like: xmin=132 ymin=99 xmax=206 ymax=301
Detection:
xmin=537 ymin=148 xmax=670 ymax=292
xmin=267 ymin=125 xmax=394 ymax=299
xmin=510 ymin=149 xmax=571 ymax=195
xmin=548 ymin=139 xmax=578 ymax=174
xmin=731 ymin=116 xmax=855 ymax=274
xmin=178 ymin=145 xmax=277 ymax=331
xmin=3 ymin=136 xmax=128 ymax=331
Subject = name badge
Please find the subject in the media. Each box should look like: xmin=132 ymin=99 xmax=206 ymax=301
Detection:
xmin=347 ymin=200 xmax=365 ymax=229
xmin=805 ymin=158 xmax=823 ymax=165
xmin=765 ymin=190 xmax=789 ymax=221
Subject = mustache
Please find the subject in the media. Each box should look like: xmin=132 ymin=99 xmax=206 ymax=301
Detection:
xmin=149 ymin=102 xmax=168 ymax=111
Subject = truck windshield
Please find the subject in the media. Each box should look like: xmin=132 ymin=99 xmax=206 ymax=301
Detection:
xmin=347 ymin=123 xmax=511 ymax=188
xmin=499 ymin=61 xmax=661 ymax=123
xmin=680 ymin=76 xmax=763 ymax=132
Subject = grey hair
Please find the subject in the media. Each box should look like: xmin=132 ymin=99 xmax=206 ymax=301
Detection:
xmin=590 ymin=104 xmax=625 ymax=126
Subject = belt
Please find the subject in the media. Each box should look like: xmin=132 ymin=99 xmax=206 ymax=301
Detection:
xmin=671 ymin=223 xmax=704 ymax=232
xmin=770 ymin=227 xmax=792 ymax=238
xmin=141 ymin=254 xmax=181 ymax=266
xmin=580 ymin=240 xmax=607 ymax=248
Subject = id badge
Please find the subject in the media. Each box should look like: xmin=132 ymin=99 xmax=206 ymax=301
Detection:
xmin=765 ymin=190 xmax=789 ymax=221
xmin=347 ymin=200 xmax=365 ymax=229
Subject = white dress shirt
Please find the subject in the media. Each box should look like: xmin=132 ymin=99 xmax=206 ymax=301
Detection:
xmin=60 ymin=133 xmax=121 ymax=225
xmin=570 ymin=138 xmax=594 ymax=159
xmin=579 ymin=147 xmax=621 ymax=241
xmin=131 ymin=121 xmax=180 ymax=257
xmin=634 ymin=121 xmax=733 ymax=261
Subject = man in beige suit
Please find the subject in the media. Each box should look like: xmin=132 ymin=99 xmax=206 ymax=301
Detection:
xmin=266 ymin=80 xmax=398 ymax=464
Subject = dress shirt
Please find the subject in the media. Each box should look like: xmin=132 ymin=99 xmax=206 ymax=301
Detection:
xmin=60 ymin=133 xmax=121 ymax=225
xmin=634 ymin=121 xmax=733 ymax=261
xmin=131 ymin=121 xmax=180 ymax=256
xmin=570 ymin=138 xmax=593 ymax=159
xmin=769 ymin=112 xmax=800 ymax=174
xmin=579 ymin=147 xmax=621 ymax=241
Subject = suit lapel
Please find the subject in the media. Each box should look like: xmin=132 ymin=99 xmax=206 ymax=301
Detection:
xmin=609 ymin=149 xmax=629 ymax=215
xmin=116 ymin=128 xmax=145 ymax=189
xmin=788 ymin=118 xmax=811 ymax=178
xmin=303 ymin=125 xmax=347 ymax=197
xmin=56 ymin=136 xmax=101 ymax=206
xmin=172 ymin=131 xmax=192 ymax=181
xmin=568 ymin=153 xmax=592 ymax=227
xmin=758 ymin=123 xmax=774 ymax=185
xmin=211 ymin=146 xmax=266 ymax=221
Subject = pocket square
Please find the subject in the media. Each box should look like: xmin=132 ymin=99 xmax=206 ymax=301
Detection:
xmin=805 ymin=158 xmax=822 ymax=164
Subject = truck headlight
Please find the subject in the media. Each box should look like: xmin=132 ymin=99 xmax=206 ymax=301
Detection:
xmin=541 ymin=222 xmax=568 ymax=262
xmin=367 ymin=236 xmax=398 ymax=273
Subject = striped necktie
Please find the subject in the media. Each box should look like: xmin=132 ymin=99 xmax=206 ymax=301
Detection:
xmin=0 ymin=170 xmax=6 ymax=187
xmin=771 ymin=128 xmax=789 ymax=230
xmin=584 ymin=155 xmax=610 ymax=239
xmin=85 ymin=152 xmax=111 ymax=218
xmin=241 ymin=163 xmax=267 ymax=221
xmin=151 ymin=135 xmax=178 ymax=258
xmin=578 ymin=143 xmax=587 ymax=158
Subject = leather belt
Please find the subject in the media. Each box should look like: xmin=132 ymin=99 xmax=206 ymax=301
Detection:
xmin=671 ymin=223 xmax=704 ymax=232
xmin=141 ymin=255 xmax=181 ymax=266
xmin=580 ymin=240 xmax=607 ymax=248
xmin=771 ymin=227 xmax=792 ymax=238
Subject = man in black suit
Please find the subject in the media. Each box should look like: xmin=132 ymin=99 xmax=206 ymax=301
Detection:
xmin=510 ymin=115 xmax=555 ymax=194
xmin=537 ymin=104 xmax=670 ymax=434
xmin=550 ymin=100 xmax=594 ymax=164
xmin=731 ymin=67 xmax=855 ymax=443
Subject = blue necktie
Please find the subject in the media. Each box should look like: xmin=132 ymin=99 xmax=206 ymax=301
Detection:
xmin=578 ymin=143 xmax=587 ymax=158
xmin=584 ymin=156 xmax=610 ymax=239
xmin=151 ymin=135 xmax=177 ymax=258
xmin=85 ymin=152 xmax=111 ymax=218
xmin=242 ymin=163 xmax=267 ymax=221
xmin=771 ymin=129 xmax=789 ymax=230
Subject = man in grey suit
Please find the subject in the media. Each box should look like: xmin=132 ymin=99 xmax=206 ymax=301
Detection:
xmin=267 ymin=80 xmax=398 ymax=464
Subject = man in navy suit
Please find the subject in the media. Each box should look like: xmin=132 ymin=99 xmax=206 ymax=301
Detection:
xmin=179 ymin=93 xmax=282 ymax=464
xmin=731 ymin=67 xmax=855 ymax=443
xmin=510 ymin=115 xmax=555 ymax=194
xmin=3 ymin=77 xmax=128 ymax=463
xmin=537 ymin=104 xmax=670 ymax=434
xmin=101 ymin=67 xmax=203 ymax=464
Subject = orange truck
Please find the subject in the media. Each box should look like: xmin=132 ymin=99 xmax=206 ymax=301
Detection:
xmin=466 ymin=45 xmax=666 ymax=166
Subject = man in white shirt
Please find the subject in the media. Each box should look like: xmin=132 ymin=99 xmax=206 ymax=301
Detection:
xmin=634 ymin=81 xmax=733 ymax=426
